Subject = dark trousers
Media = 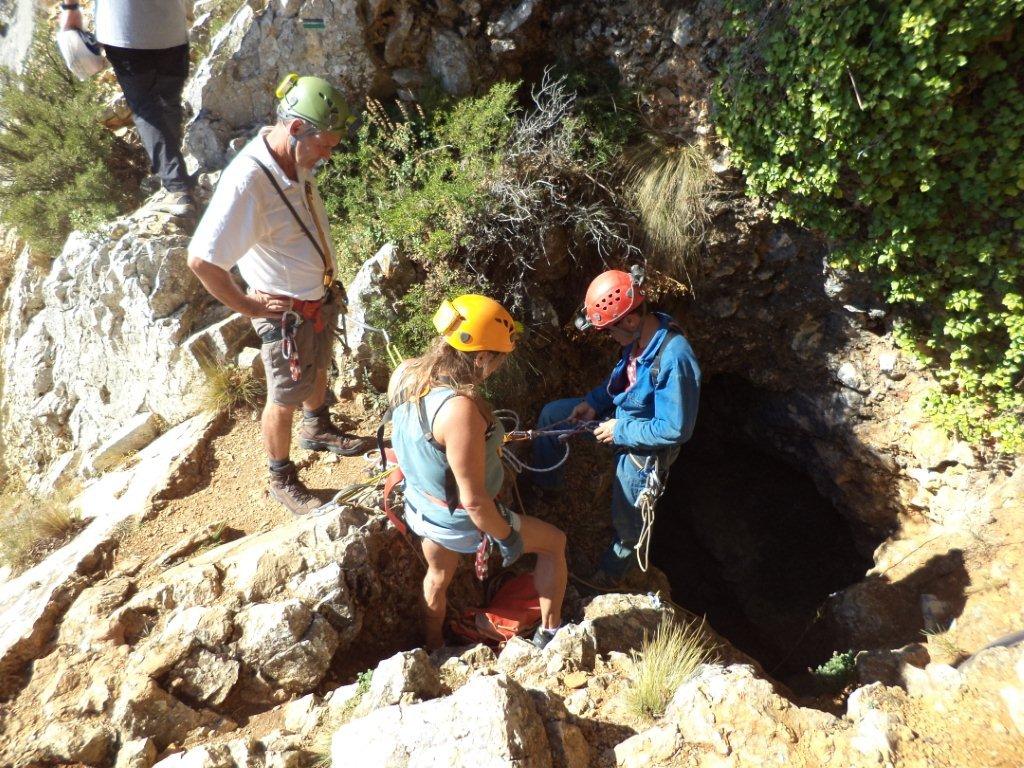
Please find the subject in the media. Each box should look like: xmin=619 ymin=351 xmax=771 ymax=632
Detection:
xmin=104 ymin=44 xmax=192 ymax=193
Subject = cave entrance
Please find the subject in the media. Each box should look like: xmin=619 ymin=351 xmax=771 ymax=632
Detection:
xmin=651 ymin=374 xmax=875 ymax=691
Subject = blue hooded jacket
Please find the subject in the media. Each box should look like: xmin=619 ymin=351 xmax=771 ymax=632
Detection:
xmin=583 ymin=312 xmax=701 ymax=451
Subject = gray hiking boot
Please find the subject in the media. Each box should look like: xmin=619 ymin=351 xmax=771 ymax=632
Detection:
xmin=298 ymin=411 xmax=366 ymax=456
xmin=269 ymin=462 xmax=321 ymax=516
xmin=147 ymin=188 xmax=195 ymax=218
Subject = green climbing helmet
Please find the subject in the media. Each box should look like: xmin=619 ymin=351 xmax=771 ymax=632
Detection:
xmin=275 ymin=73 xmax=354 ymax=133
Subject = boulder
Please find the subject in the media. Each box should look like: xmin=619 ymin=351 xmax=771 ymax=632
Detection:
xmin=235 ymin=599 xmax=339 ymax=694
xmin=115 ymin=738 xmax=158 ymax=768
xmin=111 ymin=678 xmax=213 ymax=750
xmin=332 ymin=674 xmax=552 ymax=767
xmin=582 ymin=593 xmax=668 ymax=655
xmin=35 ymin=720 xmax=115 ymax=766
xmin=184 ymin=0 xmax=377 ymax=169
xmin=361 ymin=648 xmax=442 ymax=711
xmin=168 ymin=647 xmax=240 ymax=705
xmin=87 ymin=412 xmax=161 ymax=473
xmin=0 ymin=221 xmax=233 ymax=477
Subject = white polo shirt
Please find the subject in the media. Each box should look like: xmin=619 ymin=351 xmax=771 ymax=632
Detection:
xmin=189 ymin=128 xmax=337 ymax=301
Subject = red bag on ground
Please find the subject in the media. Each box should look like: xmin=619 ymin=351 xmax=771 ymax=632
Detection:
xmin=449 ymin=572 xmax=542 ymax=645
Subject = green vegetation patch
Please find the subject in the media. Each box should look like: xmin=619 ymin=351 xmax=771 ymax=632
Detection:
xmin=715 ymin=0 xmax=1024 ymax=451
xmin=0 ymin=22 xmax=144 ymax=257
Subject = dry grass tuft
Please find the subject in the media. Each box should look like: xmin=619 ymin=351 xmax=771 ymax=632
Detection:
xmin=626 ymin=617 xmax=716 ymax=722
xmin=624 ymin=141 xmax=717 ymax=279
xmin=0 ymin=484 xmax=82 ymax=574
xmin=201 ymin=363 xmax=264 ymax=415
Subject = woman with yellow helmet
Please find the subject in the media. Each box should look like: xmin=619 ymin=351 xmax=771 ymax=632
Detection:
xmin=387 ymin=295 xmax=568 ymax=650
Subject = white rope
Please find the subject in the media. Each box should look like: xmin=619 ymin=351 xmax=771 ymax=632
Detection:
xmin=500 ymin=442 xmax=570 ymax=475
xmin=493 ymin=409 xmax=521 ymax=432
xmin=631 ymin=455 xmax=665 ymax=573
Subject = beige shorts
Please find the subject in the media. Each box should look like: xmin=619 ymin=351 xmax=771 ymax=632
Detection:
xmin=252 ymin=298 xmax=340 ymax=407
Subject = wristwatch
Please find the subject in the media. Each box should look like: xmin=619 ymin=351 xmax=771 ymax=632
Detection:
xmin=59 ymin=2 xmax=80 ymax=9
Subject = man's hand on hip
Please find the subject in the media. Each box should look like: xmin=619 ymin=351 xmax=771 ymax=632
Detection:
xmin=250 ymin=290 xmax=294 ymax=318
xmin=594 ymin=419 xmax=617 ymax=444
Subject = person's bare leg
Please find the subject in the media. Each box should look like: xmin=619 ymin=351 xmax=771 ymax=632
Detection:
xmin=519 ymin=516 xmax=568 ymax=629
xmin=302 ymin=367 xmax=328 ymax=412
xmin=421 ymin=538 xmax=460 ymax=650
xmin=262 ymin=398 xmax=295 ymax=460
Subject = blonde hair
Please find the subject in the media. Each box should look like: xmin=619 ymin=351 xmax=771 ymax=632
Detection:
xmin=395 ymin=338 xmax=494 ymax=420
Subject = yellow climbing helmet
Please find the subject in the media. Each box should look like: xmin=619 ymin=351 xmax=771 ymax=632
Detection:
xmin=432 ymin=295 xmax=521 ymax=353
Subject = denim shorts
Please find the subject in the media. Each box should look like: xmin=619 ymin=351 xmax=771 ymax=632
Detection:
xmin=404 ymin=489 xmax=522 ymax=554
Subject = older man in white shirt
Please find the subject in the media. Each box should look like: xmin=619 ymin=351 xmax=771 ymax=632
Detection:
xmin=188 ymin=75 xmax=363 ymax=515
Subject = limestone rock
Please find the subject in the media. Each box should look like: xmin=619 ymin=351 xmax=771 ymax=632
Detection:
xmin=583 ymin=593 xmax=668 ymax=655
xmin=184 ymin=0 xmax=377 ymax=169
xmin=0 ymin=414 xmax=219 ymax=697
xmin=497 ymin=635 xmax=545 ymax=678
xmin=283 ymin=693 xmax=322 ymax=735
xmin=115 ymin=738 xmax=158 ymax=768
xmin=36 ymin=719 xmax=115 ymax=766
xmin=0 ymin=218 xmax=234 ymax=478
xmin=855 ymin=643 xmax=930 ymax=686
xmin=111 ymin=678 xmax=211 ymax=750
xmin=427 ymin=30 xmax=473 ymax=95
xmin=362 ymin=648 xmax=442 ymax=711
xmin=235 ymin=599 xmax=339 ymax=693
xmin=168 ymin=647 xmax=240 ymax=705
xmin=541 ymin=623 xmax=597 ymax=675
xmin=487 ymin=0 xmax=536 ymax=37
xmin=338 ymin=243 xmax=416 ymax=394
xmin=332 ymin=674 xmax=552 ymax=767
xmin=616 ymin=664 xmax=859 ymax=767
xmin=88 ymin=412 xmax=161 ymax=472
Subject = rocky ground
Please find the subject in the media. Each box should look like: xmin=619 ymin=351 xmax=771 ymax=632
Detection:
xmin=0 ymin=397 xmax=1021 ymax=768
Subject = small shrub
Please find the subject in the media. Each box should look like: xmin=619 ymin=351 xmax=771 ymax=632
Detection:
xmin=321 ymin=71 xmax=640 ymax=310
xmin=626 ymin=617 xmax=716 ymax=721
xmin=0 ymin=489 xmax=81 ymax=573
xmin=623 ymin=141 xmax=717 ymax=278
xmin=0 ymin=21 xmax=145 ymax=256
xmin=201 ymin=363 xmax=264 ymax=414
xmin=921 ymin=625 xmax=965 ymax=661
xmin=810 ymin=650 xmax=856 ymax=693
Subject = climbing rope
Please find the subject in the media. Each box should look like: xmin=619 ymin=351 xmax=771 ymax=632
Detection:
xmin=630 ymin=453 xmax=665 ymax=573
xmin=498 ymin=415 xmax=599 ymax=476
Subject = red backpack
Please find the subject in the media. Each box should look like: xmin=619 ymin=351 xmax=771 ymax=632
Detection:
xmin=448 ymin=572 xmax=542 ymax=645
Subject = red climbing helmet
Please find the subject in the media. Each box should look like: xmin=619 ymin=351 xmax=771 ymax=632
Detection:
xmin=579 ymin=269 xmax=645 ymax=329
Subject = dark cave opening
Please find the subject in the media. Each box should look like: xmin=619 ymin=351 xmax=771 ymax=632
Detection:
xmin=651 ymin=374 xmax=875 ymax=691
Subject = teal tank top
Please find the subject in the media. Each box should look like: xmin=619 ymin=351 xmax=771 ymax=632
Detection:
xmin=391 ymin=386 xmax=505 ymax=532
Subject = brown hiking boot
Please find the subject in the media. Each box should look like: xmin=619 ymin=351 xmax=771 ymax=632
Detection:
xmin=298 ymin=411 xmax=366 ymax=456
xmin=269 ymin=462 xmax=321 ymax=516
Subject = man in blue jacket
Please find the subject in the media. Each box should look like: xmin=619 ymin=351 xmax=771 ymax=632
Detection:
xmin=531 ymin=268 xmax=701 ymax=585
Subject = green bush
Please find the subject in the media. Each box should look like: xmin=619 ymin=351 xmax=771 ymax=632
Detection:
xmin=715 ymin=0 xmax=1024 ymax=451
xmin=0 ymin=23 xmax=144 ymax=256
xmin=810 ymin=649 xmax=856 ymax=693
xmin=320 ymin=83 xmax=518 ymax=279
xmin=322 ymin=73 xmax=640 ymax=381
